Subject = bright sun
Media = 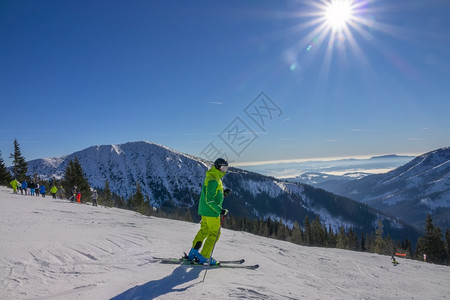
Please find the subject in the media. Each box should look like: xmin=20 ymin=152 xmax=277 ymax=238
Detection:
xmin=325 ymin=0 xmax=354 ymax=30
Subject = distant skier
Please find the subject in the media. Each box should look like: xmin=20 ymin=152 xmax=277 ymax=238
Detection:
xmin=391 ymin=255 xmax=399 ymax=266
xmin=39 ymin=185 xmax=46 ymax=197
xmin=10 ymin=178 xmax=19 ymax=194
xmin=92 ymin=189 xmax=98 ymax=207
xmin=76 ymin=191 xmax=81 ymax=203
xmin=70 ymin=186 xmax=77 ymax=202
xmin=187 ymin=158 xmax=230 ymax=265
xmin=29 ymin=182 xmax=35 ymax=196
xmin=21 ymin=180 xmax=27 ymax=195
xmin=50 ymin=185 xmax=58 ymax=199
xmin=58 ymin=186 xmax=65 ymax=199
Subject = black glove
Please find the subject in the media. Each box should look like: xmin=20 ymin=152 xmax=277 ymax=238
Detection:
xmin=220 ymin=209 xmax=228 ymax=216
xmin=224 ymin=188 xmax=231 ymax=197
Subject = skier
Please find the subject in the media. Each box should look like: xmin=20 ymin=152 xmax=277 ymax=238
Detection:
xmin=30 ymin=182 xmax=35 ymax=196
xmin=69 ymin=186 xmax=77 ymax=202
xmin=21 ymin=180 xmax=27 ymax=195
xmin=58 ymin=186 xmax=65 ymax=199
xmin=76 ymin=191 xmax=81 ymax=203
xmin=187 ymin=158 xmax=230 ymax=265
xmin=92 ymin=189 xmax=98 ymax=207
xmin=391 ymin=255 xmax=399 ymax=266
xmin=10 ymin=178 xmax=19 ymax=194
xmin=40 ymin=185 xmax=46 ymax=197
xmin=50 ymin=185 xmax=58 ymax=199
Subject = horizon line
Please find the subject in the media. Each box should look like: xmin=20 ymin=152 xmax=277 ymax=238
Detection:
xmin=231 ymin=153 xmax=419 ymax=167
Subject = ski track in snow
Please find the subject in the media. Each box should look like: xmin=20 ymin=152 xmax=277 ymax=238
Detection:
xmin=0 ymin=186 xmax=449 ymax=300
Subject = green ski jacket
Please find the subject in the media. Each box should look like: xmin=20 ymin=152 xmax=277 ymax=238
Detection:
xmin=198 ymin=166 xmax=225 ymax=217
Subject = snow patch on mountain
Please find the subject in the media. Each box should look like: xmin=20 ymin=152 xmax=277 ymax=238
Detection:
xmin=238 ymin=177 xmax=285 ymax=198
xmin=311 ymin=207 xmax=355 ymax=232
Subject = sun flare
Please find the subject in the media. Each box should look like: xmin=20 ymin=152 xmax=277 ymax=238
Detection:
xmin=325 ymin=0 xmax=354 ymax=30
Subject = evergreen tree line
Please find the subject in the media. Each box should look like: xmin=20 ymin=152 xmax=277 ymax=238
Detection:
xmin=1 ymin=140 xmax=449 ymax=266
xmin=220 ymin=213 xmax=450 ymax=265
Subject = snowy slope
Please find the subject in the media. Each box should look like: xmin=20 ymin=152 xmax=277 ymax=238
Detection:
xmin=0 ymin=186 xmax=448 ymax=300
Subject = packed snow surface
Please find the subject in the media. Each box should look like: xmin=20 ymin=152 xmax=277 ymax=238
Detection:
xmin=0 ymin=187 xmax=448 ymax=300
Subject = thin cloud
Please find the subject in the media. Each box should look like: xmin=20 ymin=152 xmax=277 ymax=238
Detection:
xmin=351 ymin=128 xmax=378 ymax=132
xmin=207 ymin=101 xmax=223 ymax=105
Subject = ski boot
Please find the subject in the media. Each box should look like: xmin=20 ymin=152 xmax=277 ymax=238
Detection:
xmin=187 ymin=248 xmax=199 ymax=261
xmin=197 ymin=253 xmax=219 ymax=265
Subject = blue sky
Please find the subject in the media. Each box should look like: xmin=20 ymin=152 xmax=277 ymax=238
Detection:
xmin=1 ymin=0 xmax=449 ymax=166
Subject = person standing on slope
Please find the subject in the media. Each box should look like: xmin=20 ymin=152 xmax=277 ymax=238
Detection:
xmin=39 ymin=184 xmax=46 ymax=197
xmin=70 ymin=186 xmax=77 ymax=202
xmin=10 ymin=178 xmax=19 ymax=194
xmin=21 ymin=180 xmax=28 ymax=195
xmin=58 ymin=186 xmax=65 ymax=199
xmin=187 ymin=158 xmax=230 ymax=266
xmin=92 ymin=189 xmax=98 ymax=207
xmin=50 ymin=185 xmax=58 ymax=199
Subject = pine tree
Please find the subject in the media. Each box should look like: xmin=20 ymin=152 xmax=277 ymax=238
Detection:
xmin=0 ymin=151 xmax=12 ymax=185
xmin=328 ymin=225 xmax=337 ymax=248
xmin=361 ymin=235 xmax=366 ymax=251
xmin=311 ymin=216 xmax=324 ymax=246
xmin=446 ymin=229 xmax=450 ymax=260
xmin=336 ymin=226 xmax=348 ymax=249
xmin=129 ymin=183 xmax=149 ymax=214
xmin=432 ymin=227 xmax=447 ymax=263
xmin=102 ymin=180 xmax=113 ymax=207
xmin=9 ymin=139 xmax=28 ymax=181
xmin=304 ymin=215 xmax=312 ymax=246
xmin=415 ymin=214 xmax=434 ymax=262
xmin=401 ymin=239 xmax=413 ymax=257
xmin=374 ymin=219 xmax=387 ymax=254
xmin=347 ymin=227 xmax=360 ymax=251
xmin=365 ymin=233 xmax=374 ymax=252
xmin=291 ymin=221 xmax=303 ymax=245
xmin=115 ymin=196 xmax=126 ymax=209
xmin=276 ymin=220 xmax=288 ymax=240
xmin=62 ymin=157 xmax=91 ymax=203
xmin=257 ymin=220 xmax=269 ymax=237
xmin=415 ymin=214 xmax=448 ymax=264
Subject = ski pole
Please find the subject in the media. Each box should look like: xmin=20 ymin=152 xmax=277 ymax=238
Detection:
xmin=202 ymin=214 xmax=225 ymax=282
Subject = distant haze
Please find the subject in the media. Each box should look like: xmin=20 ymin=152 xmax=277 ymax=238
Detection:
xmin=235 ymin=155 xmax=415 ymax=178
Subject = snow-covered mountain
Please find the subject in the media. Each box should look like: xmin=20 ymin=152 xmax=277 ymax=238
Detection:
xmin=328 ymin=147 xmax=450 ymax=231
xmin=27 ymin=141 xmax=208 ymax=207
xmin=287 ymin=171 xmax=369 ymax=190
xmin=2 ymin=186 xmax=448 ymax=300
xmin=25 ymin=141 xmax=419 ymax=241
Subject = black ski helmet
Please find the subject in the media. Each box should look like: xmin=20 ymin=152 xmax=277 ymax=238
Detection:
xmin=214 ymin=158 xmax=228 ymax=170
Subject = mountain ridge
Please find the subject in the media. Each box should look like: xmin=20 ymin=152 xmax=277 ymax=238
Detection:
xmin=325 ymin=147 xmax=450 ymax=231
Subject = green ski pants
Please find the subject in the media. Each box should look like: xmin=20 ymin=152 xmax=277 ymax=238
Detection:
xmin=192 ymin=215 xmax=221 ymax=258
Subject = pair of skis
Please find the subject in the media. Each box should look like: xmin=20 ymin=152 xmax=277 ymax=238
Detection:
xmin=153 ymin=256 xmax=259 ymax=270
